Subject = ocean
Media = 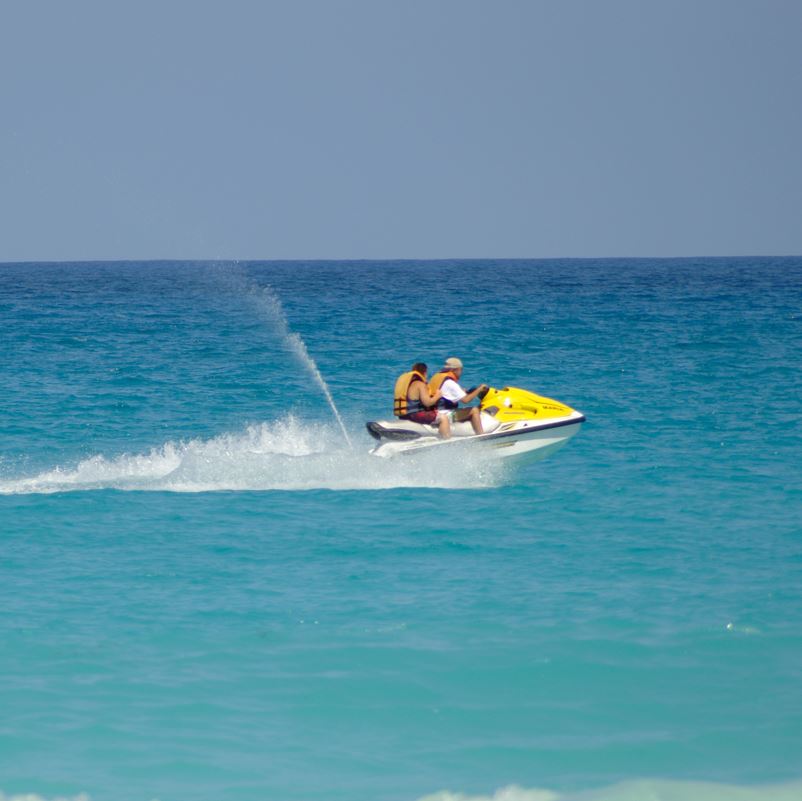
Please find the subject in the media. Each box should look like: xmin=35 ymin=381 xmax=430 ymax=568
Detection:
xmin=1 ymin=258 xmax=800 ymax=801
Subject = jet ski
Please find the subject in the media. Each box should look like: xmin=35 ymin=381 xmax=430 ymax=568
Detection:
xmin=366 ymin=386 xmax=585 ymax=462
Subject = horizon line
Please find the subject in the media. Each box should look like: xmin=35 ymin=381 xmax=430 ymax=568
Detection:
xmin=2 ymin=253 xmax=801 ymax=267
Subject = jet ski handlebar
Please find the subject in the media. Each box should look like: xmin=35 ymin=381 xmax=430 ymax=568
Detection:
xmin=466 ymin=386 xmax=491 ymax=400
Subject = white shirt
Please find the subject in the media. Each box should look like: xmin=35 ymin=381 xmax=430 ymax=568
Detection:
xmin=440 ymin=378 xmax=466 ymax=405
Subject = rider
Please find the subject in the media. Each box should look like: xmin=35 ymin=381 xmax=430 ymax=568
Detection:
xmin=428 ymin=357 xmax=488 ymax=437
xmin=393 ymin=362 xmax=450 ymax=438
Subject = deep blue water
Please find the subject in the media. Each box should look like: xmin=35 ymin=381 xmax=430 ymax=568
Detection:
xmin=1 ymin=258 xmax=801 ymax=801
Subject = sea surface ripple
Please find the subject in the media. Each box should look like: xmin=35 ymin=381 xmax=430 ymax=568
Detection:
xmin=1 ymin=259 xmax=800 ymax=801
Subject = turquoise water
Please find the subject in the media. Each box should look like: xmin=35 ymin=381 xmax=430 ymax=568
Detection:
xmin=1 ymin=259 xmax=801 ymax=801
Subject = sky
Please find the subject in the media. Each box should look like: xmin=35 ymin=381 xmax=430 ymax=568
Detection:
xmin=1 ymin=0 xmax=800 ymax=261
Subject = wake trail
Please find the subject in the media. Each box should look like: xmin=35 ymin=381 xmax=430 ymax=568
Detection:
xmin=0 ymin=417 xmax=503 ymax=494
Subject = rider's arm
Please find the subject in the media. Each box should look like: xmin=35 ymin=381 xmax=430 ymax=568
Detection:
xmin=419 ymin=386 xmax=442 ymax=408
xmin=458 ymin=384 xmax=488 ymax=404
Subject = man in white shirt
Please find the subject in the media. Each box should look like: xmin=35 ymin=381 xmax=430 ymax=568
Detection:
xmin=429 ymin=357 xmax=488 ymax=437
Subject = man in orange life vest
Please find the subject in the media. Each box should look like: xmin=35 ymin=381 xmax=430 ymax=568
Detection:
xmin=393 ymin=362 xmax=450 ymax=438
xmin=428 ymin=357 xmax=488 ymax=437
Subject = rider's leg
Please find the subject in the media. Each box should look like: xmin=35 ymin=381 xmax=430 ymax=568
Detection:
xmin=469 ymin=406 xmax=483 ymax=434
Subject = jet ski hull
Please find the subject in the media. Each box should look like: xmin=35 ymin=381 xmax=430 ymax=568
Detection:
xmin=368 ymin=411 xmax=585 ymax=462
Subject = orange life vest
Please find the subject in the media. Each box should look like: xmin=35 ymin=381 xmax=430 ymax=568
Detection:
xmin=428 ymin=370 xmax=459 ymax=410
xmin=393 ymin=370 xmax=426 ymax=418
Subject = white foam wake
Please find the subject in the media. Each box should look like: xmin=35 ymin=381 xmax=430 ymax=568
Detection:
xmin=416 ymin=779 xmax=802 ymax=801
xmin=0 ymin=417 xmax=502 ymax=494
xmin=3 ymin=779 xmax=801 ymax=801
xmin=0 ymin=795 xmax=158 ymax=801
xmin=0 ymin=794 xmax=93 ymax=801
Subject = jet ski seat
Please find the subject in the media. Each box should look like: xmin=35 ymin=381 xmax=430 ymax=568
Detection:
xmin=366 ymin=421 xmax=435 ymax=441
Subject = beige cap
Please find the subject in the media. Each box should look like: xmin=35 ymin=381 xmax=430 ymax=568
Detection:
xmin=444 ymin=357 xmax=463 ymax=370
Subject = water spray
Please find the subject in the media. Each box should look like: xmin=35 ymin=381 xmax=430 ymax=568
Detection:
xmin=253 ymin=285 xmax=353 ymax=449
xmin=285 ymin=332 xmax=353 ymax=449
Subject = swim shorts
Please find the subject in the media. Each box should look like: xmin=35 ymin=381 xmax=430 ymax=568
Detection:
xmin=402 ymin=410 xmax=438 ymax=424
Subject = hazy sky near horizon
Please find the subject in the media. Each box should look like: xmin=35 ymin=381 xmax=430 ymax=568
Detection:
xmin=1 ymin=0 xmax=800 ymax=261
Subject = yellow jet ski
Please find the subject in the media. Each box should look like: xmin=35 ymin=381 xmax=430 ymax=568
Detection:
xmin=366 ymin=386 xmax=585 ymax=462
